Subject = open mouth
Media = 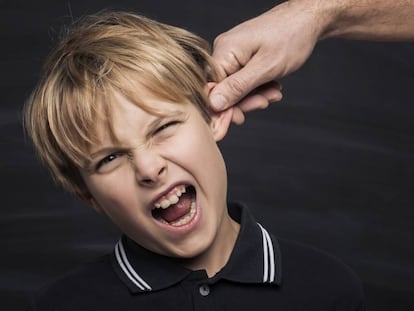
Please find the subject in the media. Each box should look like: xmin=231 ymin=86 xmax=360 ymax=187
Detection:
xmin=151 ymin=185 xmax=197 ymax=227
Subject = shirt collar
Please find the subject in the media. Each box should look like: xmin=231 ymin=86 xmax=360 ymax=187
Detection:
xmin=111 ymin=202 xmax=282 ymax=293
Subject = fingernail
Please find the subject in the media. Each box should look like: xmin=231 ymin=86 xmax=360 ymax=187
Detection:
xmin=210 ymin=93 xmax=227 ymax=110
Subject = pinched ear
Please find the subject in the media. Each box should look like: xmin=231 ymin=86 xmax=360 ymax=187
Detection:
xmin=205 ymin=83 xmax=233 ymax=142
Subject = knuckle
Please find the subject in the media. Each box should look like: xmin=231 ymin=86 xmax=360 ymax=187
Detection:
xmin=213 ymin=32 xmax=229 ymax=48
xmin=226 ymin=77 xmax=248 ymax=98
xmin=213 ymin=34 xmax=223 ymax=47
xmin=228 ymin=51 xmax=243 ymax=68
xmin=218 ymin=50 xmax=243 ymax=75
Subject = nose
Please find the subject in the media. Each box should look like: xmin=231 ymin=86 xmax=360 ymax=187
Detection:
xmin=132 ymin=149 xmax=167 ymax=187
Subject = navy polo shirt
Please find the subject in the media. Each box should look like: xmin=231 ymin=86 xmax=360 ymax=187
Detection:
xmin=27 ymin=203 xmax=365 ymax=310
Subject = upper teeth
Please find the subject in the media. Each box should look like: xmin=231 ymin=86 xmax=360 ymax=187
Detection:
xmin=154 ymin=185 xmax=186 ymax=209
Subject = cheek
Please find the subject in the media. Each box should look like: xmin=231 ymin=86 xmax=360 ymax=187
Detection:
xmin=169 ymin=126 xmax=221 ymax=170
xmin=85 ymin=170 xmax=137 ymax=211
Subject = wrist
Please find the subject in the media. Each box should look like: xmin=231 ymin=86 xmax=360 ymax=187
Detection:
xmin=286 ymin=0 xmax=343 ymax=41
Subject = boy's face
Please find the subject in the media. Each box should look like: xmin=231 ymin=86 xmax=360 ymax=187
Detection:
xmin=80 ymin=86 xmax=234 ymax=261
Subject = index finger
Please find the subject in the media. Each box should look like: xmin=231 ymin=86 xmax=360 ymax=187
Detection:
xmin=209 ymin=58 xmax=272 ymax=111
xmin=212 ymin=48 xmax=244 ymax=81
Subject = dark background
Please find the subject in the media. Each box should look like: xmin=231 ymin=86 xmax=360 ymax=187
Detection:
xmin=1 ymin=0 xmax=413 ymax=310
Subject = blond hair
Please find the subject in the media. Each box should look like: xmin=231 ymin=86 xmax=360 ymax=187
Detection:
xmin=24 ymin=11 xmax=217 ymax=197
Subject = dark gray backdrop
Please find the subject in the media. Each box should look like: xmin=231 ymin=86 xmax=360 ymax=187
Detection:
xmin=1 ymin=1 xmax=413 ymax=310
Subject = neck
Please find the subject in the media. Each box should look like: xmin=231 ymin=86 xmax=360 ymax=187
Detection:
xmin=179 ymin=212 xmax=240 ymax=277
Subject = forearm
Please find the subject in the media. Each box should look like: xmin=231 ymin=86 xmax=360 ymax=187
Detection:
xmin=209 ymin=0 xmax=413 ymax=113
xmin=292 ymin=0 xmax=414 ymax=41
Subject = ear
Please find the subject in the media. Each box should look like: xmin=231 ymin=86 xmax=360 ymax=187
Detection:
xmin=78 ymin=192 xmax=103 ymax=214
xmin=205 ymin=83 xmax=233 ymax=141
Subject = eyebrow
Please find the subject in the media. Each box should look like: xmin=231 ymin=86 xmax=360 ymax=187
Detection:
xmin=86 ymin=109 xmax=186 ymax=161
xmin=145 ymin=109 xmax=185 ymax=138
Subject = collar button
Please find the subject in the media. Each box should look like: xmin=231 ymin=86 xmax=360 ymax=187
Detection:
xmin=199 ymin=284 xmax=210 ymax=296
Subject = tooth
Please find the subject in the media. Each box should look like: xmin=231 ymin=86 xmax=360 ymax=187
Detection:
xmin=154 ymin=186 xmax=189 ymax=210
xmin=170 ymin=200 xmax=196 ymax=226
xmin=169 ymin=194 xmax=179 ymax=204
xmin=161 ymin=200 xmax=170 ymax=209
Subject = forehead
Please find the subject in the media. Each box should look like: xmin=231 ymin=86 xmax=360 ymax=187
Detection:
xmin=91 ymin=88 xmax=188 ymax=145
xmin=62 ymin=73 xmax=207 ymax=167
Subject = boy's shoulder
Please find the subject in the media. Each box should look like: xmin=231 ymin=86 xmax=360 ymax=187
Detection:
xmin=26 ymin=254 xmax=125 ymax=311
xmin=231 ymin=203 xmax=363 ymax=298
xmin=25 ymin=236 xmax=365 ymax=311
xmin=275 ymin=236 xmax=365 ymax=306
xmin=26 ymin=203 xmax=365 ymax=311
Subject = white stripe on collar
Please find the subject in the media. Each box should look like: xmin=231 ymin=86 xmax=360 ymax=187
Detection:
xmin=258 ymin=223 xmax=276 ymax=283
xmin=115 ymin=239 xmax=152 ymax=291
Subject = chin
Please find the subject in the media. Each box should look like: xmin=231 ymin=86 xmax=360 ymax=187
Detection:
xmin=170 ymin=235 xmax=214 ymax=260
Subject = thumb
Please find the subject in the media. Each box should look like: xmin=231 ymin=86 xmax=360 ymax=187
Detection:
xmin=209 ymin=61 xmax=267 ymax=111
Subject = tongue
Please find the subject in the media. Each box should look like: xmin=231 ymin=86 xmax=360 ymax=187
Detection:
xmin=158 ymin=192 xmax=193 ymax=223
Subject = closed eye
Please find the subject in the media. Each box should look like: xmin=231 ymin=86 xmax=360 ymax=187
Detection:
xmin=153 ymin=120 xmax=181 ymax=135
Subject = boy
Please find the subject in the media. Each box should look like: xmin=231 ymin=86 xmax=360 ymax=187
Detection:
xmin=24 ymin=11 xmax=365 ymax=310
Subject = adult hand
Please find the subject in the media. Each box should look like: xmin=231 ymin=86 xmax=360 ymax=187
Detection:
xmin=210 ymin=1 xmax=326 ymax=123
xmin=210 ymin=0 xmax=414 ymax=124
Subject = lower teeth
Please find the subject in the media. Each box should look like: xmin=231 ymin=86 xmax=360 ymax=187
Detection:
xmin=159 ymin=201 xmax=196 ymax=227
